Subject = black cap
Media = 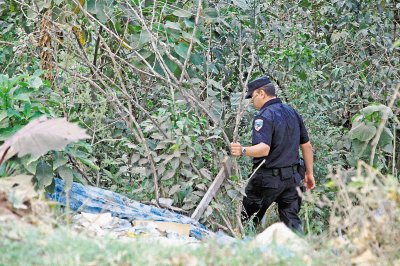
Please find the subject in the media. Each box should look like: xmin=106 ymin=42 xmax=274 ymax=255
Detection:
xmin=245 ymin=76 xmax=271 ymax=99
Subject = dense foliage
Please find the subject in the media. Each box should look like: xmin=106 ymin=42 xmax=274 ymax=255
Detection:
xmin=0 ymin=0 xmax=399 ymax=234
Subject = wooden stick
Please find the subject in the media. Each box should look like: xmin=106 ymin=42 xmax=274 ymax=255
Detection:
xmin=191 ymin=157 xmax=231 ymax=221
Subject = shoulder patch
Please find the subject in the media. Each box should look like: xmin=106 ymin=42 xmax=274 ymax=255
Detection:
xmin=254 ymin=119 xmax=263 ymax=131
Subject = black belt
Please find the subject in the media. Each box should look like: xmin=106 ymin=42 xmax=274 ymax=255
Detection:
xmin=258 ymin=164 xmax=299 ymax=177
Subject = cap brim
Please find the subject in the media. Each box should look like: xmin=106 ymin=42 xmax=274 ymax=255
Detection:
xmin=245 ymin=91 xmax=252 ymax=99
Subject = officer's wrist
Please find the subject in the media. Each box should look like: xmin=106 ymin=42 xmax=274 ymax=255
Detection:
xmin=241 ymin=146 xmax=246 ymax=156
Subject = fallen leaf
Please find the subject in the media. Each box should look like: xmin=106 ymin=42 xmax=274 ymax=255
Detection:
xmin=0 ymin=116 xmax=89 ymax=164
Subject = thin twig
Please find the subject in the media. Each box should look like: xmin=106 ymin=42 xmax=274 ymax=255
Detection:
xmin=215 ymin=206 xmax=237 ymax=237
xmin=93 ymin=26 xmax=103 ymax=67
xmin=0 ymin=41 xmax=15 ymax=46
xmin=179 ymin=0 xmax=202 ymax=83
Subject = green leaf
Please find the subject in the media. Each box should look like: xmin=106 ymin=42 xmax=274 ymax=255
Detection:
xmin=378 ymin=127 xmax=393 ymax=147
xmin=86 ymin=0 xmax=97 ymax=13
xmin=35 ymin=160 xmax=53 ymax=190
xmin=28 ymin=76 xmax=43 ymax=89
xmin=393 ymin=39 xmax=400 ymax=48
xmin=96 ymin=8 xmax=109 ymax=23
xmin=382 ymin=143 xmax=393 ymax=153
xmin=190 ymin=53 xmax=203 ymax=65
xmin=350 ymin=138 xmax=371 ymax=158
xmin=54 ymin=0 xmax=64 ymax=6
xmin=174 ymin=43 xmax=189 ymax=58
xmin=170 ymin=157 xmax=180 ymax=171
xmin=227 ymin=189 xmax=239 ymax=199
xmin=230 ymin=175 xmax=239 ymax=182
xmin=76 ymin=156 xmax=100 ymax=171
xmin=349 ymin=122 xmax=376 ymax=142
xmin=230 ymin=92 xmax=243 ymax=107
xmin=232 ymin=0 xmax=251 ymax=10
xmin=6 ymin=109 xmax=21 ymax=119
xmin=203 ymin=8 xmax=218 ymax=18
xmin=53 ymin=151 xmax=68 ymax=170
xmin=57 ymin=165 xmax=74 ymax=189
xmin=164 ymin=57 xmax=179 ymax=75
xmin=21 ymin=155 xmax=39 ymax=175
xmin=139 ymin=30 xmax=150 ymax=45
xmin=0 ymin=125 xmax=22 ymax=141
xmin=162 ymin=170 xmax=175 ymax=180
xmin=45 ymin=178 xmax=56 ymax=194
xmin=36 ymin=0 xmax=52 ymax=12
xmin=0 ymin=110 xmax=7 ymax=123
xmin=199 ymin=168 xmax=212 ymax=181
xmin=169 ymin=184 xmax=181 ymax=196
xmin=181 ymin=168 xmax=193 ymax=178
xmin=183 ymin=19 xmax=194 ymax=28
xmin=209 ymin=63 xmax=219 ymax=74
xmin=13 ymin=93 xmax=31 ymax=102
xmin=165 ymin=21 xmax=181 ymax=30
xmin=361 ymin=104 xmax=393 ymax=119
xmin=173 ymin=9 xmax=191 ymax=18
xmin=23 ymin=102 xmax=32 ymax=116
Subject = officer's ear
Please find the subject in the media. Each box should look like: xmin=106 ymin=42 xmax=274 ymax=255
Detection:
xmin=257 ymin=89 xmax=266 ymax=98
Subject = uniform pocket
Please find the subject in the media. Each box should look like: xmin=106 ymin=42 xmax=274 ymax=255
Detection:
xmin=262 ymin=176 xmax=279 ymax=188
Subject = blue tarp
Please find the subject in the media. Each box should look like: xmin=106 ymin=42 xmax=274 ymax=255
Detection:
xmin=47 ymin=178 xmax=213 ymax=240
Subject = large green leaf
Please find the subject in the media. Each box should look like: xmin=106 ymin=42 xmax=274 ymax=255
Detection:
xmin=57 ymin=165 xmax=74 ymax=189
xmin=165 ymin=21 xmax=181 ymax=31
xmin=190 ymin=53 xmax=204 ymax=65
xmin=139 ymin=30 xmax=150 ymax=46
xmin=53 ymin=151 xmax=68 ymax=170
xmin=361 ymin=104 xmax=393 ymax=120
xmin=203 ymin=8 xmax=218 ymax=18
xmin=21 ymin=155 xmax=39 ymax=175
xmin=86 ymin=0 xmax=98 ymax=14
xmin=349 ymin=122 xmax=376 ymax=142
xmin=377 ymin=127 xmax=393 ymax=147
xmin=351 ymin=139 xmax=370 ymax=157
xmin=86 ymin=0 xmax=112 ymax=23
xmin=28 ymin=76 xmax=43 ymax=89
xmin=164 ymin=56 xmax=180 ymax=75
xmin=13 ymin=93 xmax=31 ymax=102
xmin=174 ymin=43 xmax=189 ymax=58
xmin=173 ymin=9 xmax=191 ymax=18
xmin=35 ymin=160 xmax=53 ymax=189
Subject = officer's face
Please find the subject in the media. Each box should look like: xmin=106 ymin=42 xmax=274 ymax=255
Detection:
xmin=251 ymin=90 xmax=264 ymax=110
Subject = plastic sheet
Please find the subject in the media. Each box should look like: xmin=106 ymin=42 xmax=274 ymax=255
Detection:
xmin=47 ymin=178 xmax=212 ymax=240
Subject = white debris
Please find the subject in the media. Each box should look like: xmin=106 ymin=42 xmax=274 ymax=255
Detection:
xmin=252 ymin=222 xmax=309 ymax=254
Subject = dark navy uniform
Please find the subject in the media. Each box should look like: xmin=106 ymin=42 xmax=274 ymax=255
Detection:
xmin=242 ymin=98 xmax=309 ymax=230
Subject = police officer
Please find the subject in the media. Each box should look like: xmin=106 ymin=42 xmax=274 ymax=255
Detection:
xmin=230 ymin=76 xmax=315 ymax=231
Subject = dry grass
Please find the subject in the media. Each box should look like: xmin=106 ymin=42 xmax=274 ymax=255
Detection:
xmin=303 ymin=161 xmax=400 ymax=265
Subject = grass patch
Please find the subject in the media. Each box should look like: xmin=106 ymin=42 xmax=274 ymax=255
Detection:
xmin=0 ymin=221 xmax=317 ymax=266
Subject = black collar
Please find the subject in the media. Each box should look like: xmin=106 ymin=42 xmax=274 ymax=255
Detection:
xmin=260 ymin=98 xmax=282 ymax=111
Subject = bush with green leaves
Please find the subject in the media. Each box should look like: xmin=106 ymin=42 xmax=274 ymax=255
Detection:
xmin=347 ymin=104 xmax=397 ymax=171
xmin=0 ymin=72 xmax=96 ymax=191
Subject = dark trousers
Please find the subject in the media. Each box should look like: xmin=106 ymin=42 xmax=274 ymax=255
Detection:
xmin=241 ymin=167 xmax=303 ymax=231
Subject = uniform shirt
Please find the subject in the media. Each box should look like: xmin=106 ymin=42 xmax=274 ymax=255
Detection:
xmin=252 ymin=98 xmax=309 ymax=168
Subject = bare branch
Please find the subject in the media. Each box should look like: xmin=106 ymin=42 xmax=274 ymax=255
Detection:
xmin=179 ymin=0 xmax=202 ymax=83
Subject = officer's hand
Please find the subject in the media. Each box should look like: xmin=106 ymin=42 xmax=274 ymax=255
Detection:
xmin=230 ymin=142 xmax=242 ymax=157
xmin=304 ymin=173 xmax=315 ymax=191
